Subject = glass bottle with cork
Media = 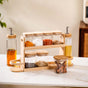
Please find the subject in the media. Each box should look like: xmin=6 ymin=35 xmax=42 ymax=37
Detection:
xmin=65 ymin=27 xmax=73 ymax=66
xmin=6 ymin=28 xmax=17 ymax=66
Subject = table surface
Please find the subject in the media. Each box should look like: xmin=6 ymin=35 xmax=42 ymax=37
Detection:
xmin=0 ymin=54 xmax=88 ymax=87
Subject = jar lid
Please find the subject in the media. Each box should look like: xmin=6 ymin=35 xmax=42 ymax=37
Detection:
xmin=36 ymin=50 xmax=48 ymax=56
xmin=54 ymin=55 xmax=68 ymax=60
xmin=25 ymin=34 xmax=34 ymax=37
xmin=25 ymin=51 xmax=37 ymax=57
xmin=7 ymin=34 xmax=16 ymax=39
xmin=33 ymin=33 xmax=43 ymax=36
xmin=43 ymin=32 xmax=53 ymax=36
xmin=53 ymin=32 xmax=62 ymax=35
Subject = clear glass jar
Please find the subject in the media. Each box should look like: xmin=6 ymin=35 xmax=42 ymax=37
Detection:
xmin=54 ymin=55 xmax=67 ymax=73
xmin=65 ymin=34 xmax=72 ymax=66
xmin=25 ymin=34 xmax=34 ymax=47
xmin=52 ymin=32 xmax=62 ymax=45
xmin=59 ymin=34 xmax=65 ymax=44
xmin=43 ymin=33 xmax=53 ymax=45
xmin=6 ymin=35 xmax=17 ymax=66
xmin=32 ymin=34 xmax=43 ymax=46
xmin=25 ymin=35 xmax=33 ymax=42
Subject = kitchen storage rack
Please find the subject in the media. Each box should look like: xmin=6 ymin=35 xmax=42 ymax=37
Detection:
xmin=10 ymin=32 xmax=66 ymax=72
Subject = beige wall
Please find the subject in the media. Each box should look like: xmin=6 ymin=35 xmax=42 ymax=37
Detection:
xmin=0 ymin=0 xmax=83 ymax=56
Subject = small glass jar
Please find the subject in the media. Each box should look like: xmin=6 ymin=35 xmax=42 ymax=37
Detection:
xmin=6 ymin=34 xmax=17 ymax=66
xmin=59 ymin=34 xmax=65 ymax=44
xmin=25 ymin=34 xmax=33 ymax=42
xmin=52 ymin=32 xmax=62 ymax=45
xmin=32 ymin=33 xmax=43 ymax=46
xmin=54 ymin=55 xmax=67 ymax=73
xmin=25 ymin=34 xmax=34 ymax=47
xmin=43 ymin=33 xmax=53 ymax=45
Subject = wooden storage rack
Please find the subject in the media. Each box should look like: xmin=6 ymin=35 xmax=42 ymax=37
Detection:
xmin=11 ymin=32 xmax=65 ymax=72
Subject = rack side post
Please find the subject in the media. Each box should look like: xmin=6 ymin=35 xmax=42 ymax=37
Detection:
xmin=20 ymin=36 xmax=25 ymax=71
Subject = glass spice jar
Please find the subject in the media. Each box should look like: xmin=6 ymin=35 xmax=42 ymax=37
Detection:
xmin=6 ymin=28 xmax=17 ymax=66
xmin=43 ymin=33 xmax=53 ymax=45
xmin=54 ymin=55 xmax=68 ymax=73
xmin=52 ymin=32 xmax=62 ymax=45
xmin=59 ymin=34 xmax=65 ymax=44
xmin=32 ymin=33 xmax=43 ymax=46
xmin=25 ymin=34 xmax=34 ymax=47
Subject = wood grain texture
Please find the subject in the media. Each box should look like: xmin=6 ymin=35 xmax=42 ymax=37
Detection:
xmin=24 ymin=67 xmax=49 ymax=72
xmin=84 ymin=33 xmax=88 ymax=57
xmin=79 ymin=21 xmax=88 ymax=57
xmin=25 ymin=44 xmax=65 ymax=50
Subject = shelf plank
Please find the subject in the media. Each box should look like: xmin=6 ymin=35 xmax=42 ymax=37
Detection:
xmin=24 ymin=67 xmax=49 ymax=72
xmin=25 ymin=44 xmax=65 ymax=50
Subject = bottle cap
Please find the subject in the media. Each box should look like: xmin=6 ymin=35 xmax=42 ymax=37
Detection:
xmin=7 ymin=28 xmax=16 ymax=38
xmin=65 ymin=26 xmax=72 ymax=37
xmin=54 ymin=55 xmax=68 ymax=60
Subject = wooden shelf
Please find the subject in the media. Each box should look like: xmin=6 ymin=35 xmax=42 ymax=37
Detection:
xmin=25 ymin=44 xmax=65 ymax=50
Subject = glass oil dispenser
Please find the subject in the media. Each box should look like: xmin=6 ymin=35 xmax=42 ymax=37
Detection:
xmin=6 ymin=28 xmax=17 ymax=66
xmin=65 ymin=27 xmax=73 ymax=66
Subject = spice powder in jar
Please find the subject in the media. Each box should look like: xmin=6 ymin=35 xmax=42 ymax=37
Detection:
xmin=54 ymin=55 xmax=68 ymax=73
xmin=32 ymin=33 xmax=43 ymax=46
xmin=43 ymin=33 xmax=53 ymax=45
xmin=25 ymin=34 xmax=34 ymax=47
xmin=52 ymin=32 xmax=62 ymax=45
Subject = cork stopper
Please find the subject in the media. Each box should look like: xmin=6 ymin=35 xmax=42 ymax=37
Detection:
xmin=7 ymin=28 xmax=16 ymax=38
xmin=54 ymin=55 xmax=68 ymax=60
xmin=53 ymin=32 xmax=62 ymax=35
xmin=65 ymin=26 xmax=72 ymax=37
xmin=33 ymin=33 xmax=43 ymax=36
xmin=43 ymin=32 xmax=53 ymax=36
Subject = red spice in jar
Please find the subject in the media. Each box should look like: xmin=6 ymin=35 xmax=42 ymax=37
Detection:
xmin=43 ymin=39 xmax=52 ymax=45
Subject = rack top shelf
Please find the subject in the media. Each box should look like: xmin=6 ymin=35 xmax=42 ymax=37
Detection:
xmin=23 ymin=31 xmax=62 ymax=37
xmin=25 ymin=44 xmax=65 ymax=50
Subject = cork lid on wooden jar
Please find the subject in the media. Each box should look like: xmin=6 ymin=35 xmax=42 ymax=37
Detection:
xmin=25 ymin=51 xmax=37 ymax=57
xmin=33 ymin=33 xmax=43 ymax=36
xmin=54 ymin=55 xmax=68 ymax=60
xmin=53 ymin=32 xmax=62 ymax=35
xmin=43 ymin=32 xmax=53 ymax=36
xmin=36 ymin=50 xmax=48 ymax=56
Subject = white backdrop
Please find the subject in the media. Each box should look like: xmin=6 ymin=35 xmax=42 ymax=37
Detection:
xmin=0 ymin=0 xmax=83 ymax=56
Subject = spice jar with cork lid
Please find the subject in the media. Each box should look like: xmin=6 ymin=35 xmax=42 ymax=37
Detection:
xmin=65 ymin=26 xmax=73 ymax=66
xmin=32 ymin=33 xmax=43 ymax=46
xmin=54 ymin=55 xmax=68 ymax=73
xmin=52 ymin=32 xmax=62 ymax=45
xmin=25 ymin=34 xmax=34 ymax=47
xmin=43 ymin=32 xmax=53 ymax=45
xmin=6 ymin=28 xmax=17 ymax=66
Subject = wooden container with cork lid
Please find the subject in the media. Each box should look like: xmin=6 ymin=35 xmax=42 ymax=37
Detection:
xmin=54 ymin=55 xmax=68 ymax=73
xmin=6 ymin=28 xmax=17 ymax=66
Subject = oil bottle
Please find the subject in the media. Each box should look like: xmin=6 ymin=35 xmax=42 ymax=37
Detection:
xmin=6 ymin=28 xmax=17 ymax=66
xmin=65 ymin=27 xmax=73 ymax=66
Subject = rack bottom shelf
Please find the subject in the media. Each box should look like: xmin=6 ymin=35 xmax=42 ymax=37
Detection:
xmin=10 ymin=66 xmax=49 ymax=72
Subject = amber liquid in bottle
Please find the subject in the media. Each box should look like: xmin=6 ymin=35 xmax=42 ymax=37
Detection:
xmin=65 ymin=45 xmax=72 ymax=66
xmin=7 ymin=49 xmax=16 ymax=66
